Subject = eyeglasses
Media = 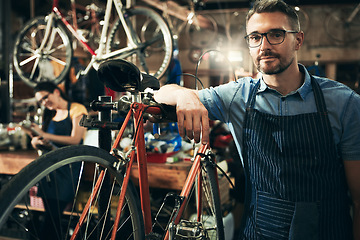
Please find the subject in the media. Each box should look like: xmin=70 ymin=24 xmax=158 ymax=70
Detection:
xmin=244 ymin=29 xmax=298 ymax=48
xmin=38 ymin=93 xmax=50 ymax=104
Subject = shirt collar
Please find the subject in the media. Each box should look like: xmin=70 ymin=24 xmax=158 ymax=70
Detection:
xmin=257 ymin=64 xmax=312 ymax=100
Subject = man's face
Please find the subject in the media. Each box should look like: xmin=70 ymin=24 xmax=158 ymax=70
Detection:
xmin=246 ymin=12 xmax=300 ymax=75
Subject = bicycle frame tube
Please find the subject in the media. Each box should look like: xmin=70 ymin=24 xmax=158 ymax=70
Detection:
xmin=37 ymin=13 xmax=55 ymax=52
xmin=95 ymin=0 xmax=113 ymax=59
xmin=164 ymin=144 xmax=210 ymax=240
xmin=113 ymin=0 xmax=138 ymax=47
xmin=133 ymin=103 xmax=153 ymax=234
xmin=52 ymin=0 xmax=59 ymax=9
xmin=52 ymin=7 xmax=96 ymax=55
xmin=96 ymin=0 xmax=139 ymax=61
xmin=111 ymin=102 xmax=155 ymax=237
xmin=347 ymin=3 xmax=360 ymax=23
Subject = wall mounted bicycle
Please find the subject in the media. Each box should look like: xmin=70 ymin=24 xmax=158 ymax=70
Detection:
xmin=324 ymin=3 xmax=360 ymax=44
xmin=13 ymin=0 xmax=173 ymax=88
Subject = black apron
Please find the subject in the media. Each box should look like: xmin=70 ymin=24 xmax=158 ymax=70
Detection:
xmin=46 ymin=102 xmax=73 ymax=148
xmin=39 ymin=103 xmax=81 ymax=202
xmin=239 ymin=76 xmax=353 ymax=239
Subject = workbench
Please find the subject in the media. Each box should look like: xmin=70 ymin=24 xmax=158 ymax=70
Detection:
xmin=0 ymin=150 xmax=192 ymax=191
xmin=0 ymin=150 xmax=38 ymax=175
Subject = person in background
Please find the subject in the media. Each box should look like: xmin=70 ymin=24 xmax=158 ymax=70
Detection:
xmin=31 ymin=81 xmax=87 ymax=151
xmin=154 ymin=0 xmax=360 ymax=239
xmin=31 ymin=81 xmax=88 ymax=239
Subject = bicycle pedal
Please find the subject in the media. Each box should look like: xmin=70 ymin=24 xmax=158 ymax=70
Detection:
xmin=170 ymin=220 xmax=207 ymax=239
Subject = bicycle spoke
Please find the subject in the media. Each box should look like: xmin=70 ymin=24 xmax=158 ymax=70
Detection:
xmin=136 ymin=51 xmax=150 ymax=74
xmin=29 ymin=57 xmax=40 ymax=82
xmin=47 ymin=55 xmax=67 ymax=66
xmin=46 ymin=43 xmax=67 ymax=55
xmin=19 ymin=54 xmax=39 ymax=67
xmin=20 ymin=37 xmax=39 ymax=54
xmin=140 ymin=33 xmax=163 ymax=50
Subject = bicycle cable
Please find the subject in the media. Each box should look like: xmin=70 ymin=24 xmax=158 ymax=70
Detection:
xmin=196 ymin=152 xmax=235 ymax=189
xmin=195 ymin=49 xmax=237 ymax=89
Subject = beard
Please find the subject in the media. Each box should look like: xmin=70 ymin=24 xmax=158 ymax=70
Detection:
xmin=256 ymin=50 xmax=293 ymax=75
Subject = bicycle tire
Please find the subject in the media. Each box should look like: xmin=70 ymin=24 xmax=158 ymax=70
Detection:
xmin=225 ymin=11 xmax=246 ymax=44
xmin=295 ymin=7 xmax=310 ymax=34
xmin=185 ymin=13 xmax=218 ymax=49
xmin=107 ymin=7 xmax=173 ymax=81
xmin=13 ymin=16 xmax=73 ymax=87
xmin=324 ymin=5 xmax=360 ymax=44
xmin=0 ymin=145 xmax=145 ymax=240
xmin=179 ymin=161 xmax=225 ymax=240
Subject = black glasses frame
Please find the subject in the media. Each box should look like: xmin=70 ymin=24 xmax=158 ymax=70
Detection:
xmin=38 ymin=93 xmax=50 ymax=104
xmin=244 ymin=29 xmax=298 ymax=48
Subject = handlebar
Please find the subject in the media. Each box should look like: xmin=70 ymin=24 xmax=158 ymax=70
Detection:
xmin=80 ymin=92 xmax=177 ymax=130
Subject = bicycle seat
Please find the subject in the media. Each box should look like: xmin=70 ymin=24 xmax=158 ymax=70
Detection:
xmin=97 ymin=59 xmax=159 ymax=92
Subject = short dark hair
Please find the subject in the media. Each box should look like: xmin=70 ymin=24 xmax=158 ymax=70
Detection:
xmin=246 ymin=0 xmax=300 ymax=32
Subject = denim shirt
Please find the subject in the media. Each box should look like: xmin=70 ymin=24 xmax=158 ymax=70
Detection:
xmin=199 ymin=64 xmax=360 ymax=163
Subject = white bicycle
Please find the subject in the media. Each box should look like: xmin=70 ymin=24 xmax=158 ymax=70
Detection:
xmin=13 ymin=0 xmax=173 ymax=87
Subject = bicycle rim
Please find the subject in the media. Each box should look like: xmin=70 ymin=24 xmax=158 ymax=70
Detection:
xmin=186 ymin=14 xmax=218 ymax=49
xmin=13 ymin=16 xmax=73 ymax=87
xmin=0 ymin=145 xmax=144 ymax=240
xmin=325 ymin=7 xmax=360 ymax=44
xmin=107 ymin=7 xmax=173 ymax=81
xmin=225 ymin=11 xmax=246 ymax=45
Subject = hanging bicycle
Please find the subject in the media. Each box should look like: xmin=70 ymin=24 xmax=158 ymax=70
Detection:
xmin=12 ymin=0 xmax=173 ymax=87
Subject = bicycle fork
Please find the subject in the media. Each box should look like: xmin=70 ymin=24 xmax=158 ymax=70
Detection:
xmin=165 ymin=145 xmax=214 ymax=240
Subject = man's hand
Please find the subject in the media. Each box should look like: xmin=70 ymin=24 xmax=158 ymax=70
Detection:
xmin=154 ymin=84 xmax=209 ymax=144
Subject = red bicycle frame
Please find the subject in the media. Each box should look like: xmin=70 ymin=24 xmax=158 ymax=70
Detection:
xmin=70 ymin=101 xmax=216 ymax=240
xmin=52 ymin=0 xmax=97 ymax=55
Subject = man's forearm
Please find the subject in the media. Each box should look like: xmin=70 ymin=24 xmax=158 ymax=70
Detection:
xmin=154 ymin=84 xmax=196 ymax=105
xmin=154 ymin=84 xmax=209 ymax=143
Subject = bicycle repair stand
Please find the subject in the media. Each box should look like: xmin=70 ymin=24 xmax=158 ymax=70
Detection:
xmin=80 ymin=95 xmax=116 ymax=237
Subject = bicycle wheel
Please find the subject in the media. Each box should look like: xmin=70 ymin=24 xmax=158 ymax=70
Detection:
xmin=324 ymin=4 xmax=360 ymax=44
xmin=178 ymin=161 xmax=225 ymax=240
xmin=186 ymin=14 xmax=218 ymax=49
xmin=13 ymin=16 xmax=73 ymax=88
xmin=0 ymin=145 xmax=144 ymax=240
xmin=107 ymin=7 xmax=173 ymax=80
xmin=295 ymin=7 xmax=310 ymax=34
xmin=225 ymin=11 xmax=246 ymax=45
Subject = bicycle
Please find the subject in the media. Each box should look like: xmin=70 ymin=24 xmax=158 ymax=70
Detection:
xmin=324 ymin=3 xmax=360 ymax=44
xmin=13 ymin=0 xmax=173 ymax=88
xmin=143 ymin=0 xmax=218 ymax=49
xmin=66 ymin=0 xmax=105 ymax=50
xmin=0 ymin=59 xmax=225 ymax=240
xmin=224 ymin=10 xmax=246 ymax=45
xmin=294 ymin=6 xmax=309 ymax=34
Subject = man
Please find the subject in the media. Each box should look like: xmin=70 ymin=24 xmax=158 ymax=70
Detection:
xmin=154 ymin=0 xmax=360 ymax=239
